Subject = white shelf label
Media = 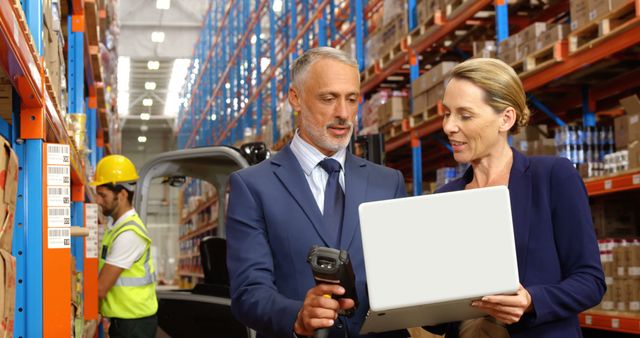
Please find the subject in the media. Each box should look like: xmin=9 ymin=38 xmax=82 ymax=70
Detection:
xmin=85 ymin=204 xmax=99 ymax=259
xmin=46 ymin=144 xmax=70 ymax=165
xmin=47 ymin=165 xmax=70 ymax=186
xmin=611 ymin=318 xmax=620 ymax=328
xmin=633 ymin=174 xmax=640 ymax=185
xmin=585 ymin=315 xmax=592 ymax=325
xmin=47 ymin=186 xmax=70 ymax=207
xmin=48 ymin=227 xmax=70 ymax=249
xmin=47 ymin=207 xmax=70 ymax=227
xmin=604 ymin=180 xmax=613 ymax=190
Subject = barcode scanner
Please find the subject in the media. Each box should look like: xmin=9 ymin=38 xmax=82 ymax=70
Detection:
xmin=307 ymin=246 xmax=358 ymax=338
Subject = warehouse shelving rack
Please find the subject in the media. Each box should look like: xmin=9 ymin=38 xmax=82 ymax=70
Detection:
xmin=0 ymin=0 xmax=107 ymax=336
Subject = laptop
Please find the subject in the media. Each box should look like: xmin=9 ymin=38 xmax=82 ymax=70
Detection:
xmin=358 ymin=186 xmax=519 ymax=334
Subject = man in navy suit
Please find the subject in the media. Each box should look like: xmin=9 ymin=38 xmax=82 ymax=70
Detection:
xmin=226 ymin=47 xmax=408 ymax=338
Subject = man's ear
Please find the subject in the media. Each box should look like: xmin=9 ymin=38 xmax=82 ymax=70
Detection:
xmin=500 ymin=107 xmax=517 ymax=133
xmin=288 ymin=86 xmax=301 ymax=112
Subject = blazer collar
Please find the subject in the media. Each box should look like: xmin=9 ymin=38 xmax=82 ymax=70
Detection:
xmin=271 ymin=145 xmax=329 ymax=245
xmin=341 ymin=152 xmax=368 ymax=249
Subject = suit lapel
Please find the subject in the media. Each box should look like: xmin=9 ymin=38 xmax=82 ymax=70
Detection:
xmin=340 ymin=153 xmax=368 ymax=249
xmin=508 ymin=149 xmax=532 ymax=281
xmin=272 ymin=145 xmax=330 ymax=246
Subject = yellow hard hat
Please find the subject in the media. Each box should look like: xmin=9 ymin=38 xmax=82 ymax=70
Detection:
xmin=90 ymin=155 xmax=139 ymax=187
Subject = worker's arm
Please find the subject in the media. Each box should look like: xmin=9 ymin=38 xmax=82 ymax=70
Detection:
xmin=98 ymin=263 xmax=125 ymax=300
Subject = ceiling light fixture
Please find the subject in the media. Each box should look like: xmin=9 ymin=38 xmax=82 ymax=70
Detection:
xmin=138 ymin=136 xmax=148 ymax=143
xmin=147 ymin=60 xmax=160 ymax=70
xmin=151 ymin=31 xmax=165 ymax=43
xmin=164 ymin=58 xmax=190 ymax=117
xmin=156 ymin=0 xmax=170 ymax=10
xmin=273 ymin=0 xmax=283 ymax=13
xmin=140 ymin=125 xmax=149 ymax=132
xmin=145 ymin=81 xmax=157 ymax=90
xmin=143 ymin=98 xmax=153 ymax=107
xmin=117 ymin=56 xmax=130 ymax=116
xmin=140 ymin=113 xmax=151 ymax=120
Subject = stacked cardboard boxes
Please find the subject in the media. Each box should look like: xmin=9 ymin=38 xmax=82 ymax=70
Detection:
xmin=571 ymin=0 xmax=632 ymax=32
xmin=614 ymin=95 xmax=640 ymax=170
xmin=415 ymin=0 xmax=445 ymax=26
xmin=379 ymin=13 xmax=408 ymax=59
xmin=0 ymin=136 xmax=17 ymax=338
xmin=598 ymin=239 xmax=640 ymax=312
xmin=377 ymin=96 xmax=410 ymax=126
xmin=43 ymin=0 xmax=67 ymax=115
xmin=472 ymin=41 xmax=497 ymax=59
xmin=512 ymin=125 xmax=556 ymax=156
xmin=0 ymin=70 xmax=11 ymax=124
xmin=498 ymin=22 xmax=548 ymax=67
xmin=410 ymin=61 xmax=457 ymax=116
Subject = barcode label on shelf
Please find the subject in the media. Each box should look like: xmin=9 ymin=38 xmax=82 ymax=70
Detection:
xmin=47 ymin=207 xmax=70 ymax=227
xmin=585 ymin=315 xmax=592 ymax=325
xmin=48 ymin=227 xmax=70 ymax=249
xmin=85 ymin=204 xmax=99 ymax=258
xmin=611 ymin=318 xmax=620 ymax=328
xmin=633 ymin=174 xmax=640 ymax=185
xmin=47 ymin=165 xmax=70 ymax=185
xmin=46 ymin=144 xmax=70 ymax=165
xmin=604 ymin=180 xmax=612 ymax=190
xmin=47 ymin=186 xmax=71 ymax=206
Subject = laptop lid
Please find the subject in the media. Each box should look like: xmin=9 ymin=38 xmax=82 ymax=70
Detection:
xmin=358 ymin=186 xmax=519 ymax=334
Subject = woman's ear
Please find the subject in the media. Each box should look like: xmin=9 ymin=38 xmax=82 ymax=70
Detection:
xmin=500 ymin=107 xmax=517 ymax=133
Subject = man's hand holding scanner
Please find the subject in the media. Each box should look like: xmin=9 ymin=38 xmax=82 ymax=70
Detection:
xmin=294 ymin=284 xmax=356 ymax=336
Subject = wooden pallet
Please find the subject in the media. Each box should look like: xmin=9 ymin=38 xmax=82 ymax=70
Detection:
xmin=379 ymin=38 xmax=407 ymax=69
xmin=568 ymin=1 xmax=640 ymax=54
xmin=522 ymin=40 xmax=569 ymax=77
xmin=407 ymin=12 xmax=443 ymax=48
xmin=409 ymin=105 xmax=442 ymax=128
xmin=509 ymin=58 xmax=526 ymax=76
xmin=446 ymin=0 xmax=475 ymax=19
xmin=381 ymin=120 xmax=407 ymax=141
xmin=360 ymin=62 xmax=378 ymax=83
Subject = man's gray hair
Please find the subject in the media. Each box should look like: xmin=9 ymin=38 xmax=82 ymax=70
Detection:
xmin=291 ymin=47 xmax=359 ymax=91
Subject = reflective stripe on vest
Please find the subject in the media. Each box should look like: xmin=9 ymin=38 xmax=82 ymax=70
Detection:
xmin=111 ymin=220 xmax=156 ymax=287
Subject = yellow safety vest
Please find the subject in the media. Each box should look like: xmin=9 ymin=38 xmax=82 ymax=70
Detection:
xmin=99 ymin=212 xmax=158 ymax=318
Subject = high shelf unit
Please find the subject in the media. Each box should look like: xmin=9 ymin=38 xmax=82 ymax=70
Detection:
xmin=0 ymin=0 xmax=112 ymax=336
xmin=176 ymin=0 xmax=640 ymax=334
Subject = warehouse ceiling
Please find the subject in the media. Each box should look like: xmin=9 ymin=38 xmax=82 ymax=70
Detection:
xmin=117 ymin=0 xmax=208 ymax=150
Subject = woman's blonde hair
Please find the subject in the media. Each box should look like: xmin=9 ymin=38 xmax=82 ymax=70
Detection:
xmin=449 ymin=58 xmax=530 ymax=134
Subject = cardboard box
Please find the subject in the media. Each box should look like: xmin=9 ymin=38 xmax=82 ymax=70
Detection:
xmin=588 ymin=0 xmax=611 ymax=21
xmin=498 ymin=36 xmax=518 ymax=54
xmin=499 ymin=47 xmax=518 ymax=65
xmin=517 ymin=22 xmax=548 ymax=45
xmin=378 ymin=97 xmax=409 ymax=125
xmin=473 ymin=40 xmax=496 ymax=56
xmin=379 ymin=13 xmax=408 ymax=57
xmin=412 ymin=92 xmax=429 ymax=115
xmin=426 ymin=83 xmax=445 ymax=109
xmin=411 ymin=72 xmax=431 ymax=97
xmin=426 ymin=61 xmax=457 ymax=89
xmin=516 ymin=40 xmax=537 ymax=61
xmin=628 ymin=141 xmax=640 ymax=170
xmin=536 ymin=24 xmax=569 ymax=50
xmin=570 ymin=0 xmax=590 ymax=31
xmin=610 ymin=0 xmax=630 ymax=11
xmin=0 ymin=249 xmax=16 ymax=337
xmin=621 ymin=95 xmax=640 ymax=143
xmin=0 ymin=136 xmax=18 ymax=253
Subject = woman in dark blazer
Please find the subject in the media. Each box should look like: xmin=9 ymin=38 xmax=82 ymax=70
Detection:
xmin=425 ymin=58 xmax=606 ymax=338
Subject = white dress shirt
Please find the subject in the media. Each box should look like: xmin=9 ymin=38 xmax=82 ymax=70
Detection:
xmin=289 ymin=130 xmax=346 ymax=214
xmin=105 ymin=209 xmax=147 ymax=269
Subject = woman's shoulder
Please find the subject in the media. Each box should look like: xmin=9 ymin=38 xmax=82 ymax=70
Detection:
xmin=526 ymin=155 xmax=577 ymax=179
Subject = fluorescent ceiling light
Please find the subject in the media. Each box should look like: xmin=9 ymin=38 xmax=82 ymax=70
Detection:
xmin=250 ymin=35 xmax=257 ymax=44
xmin=260 ymin=57 xmax=271 ymax=72
xmin=140 ymin=113 xmax=151 ymax=120
xmin=145 ymin=81 xmax=157 ymax=90
xmin=140 ymin=125 xmax=149 ymax=132
xmin=147 ymin=60 xmax=160 ymax=70
xmin=151 ymin=31 xmax=165 ymax=43
xmin=273 ymin=0 xmax=283 ymax=13
xmin=156 ymin=0 xmax=170 ymax=10
xmin=138 ymin=136 xmax=148 ymax=143
xmin=164 ymin=58 xmax=190 ymax=117
xmin=117 ymin=56 xmax=130 ymax=116
xmin=143 ymin=98 xmax=153 ymax=106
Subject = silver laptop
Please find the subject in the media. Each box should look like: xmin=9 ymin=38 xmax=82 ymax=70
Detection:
xmin=358 ymin=186 xmax=519 ymax=334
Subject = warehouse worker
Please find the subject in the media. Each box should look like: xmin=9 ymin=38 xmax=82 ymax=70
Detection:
xmin=226 ymin=47 xmax=409 ymax=337
xmin=92 ymin=155 xmax=158 ymax=338
xmin=424 ymin=58 xmax=605 ymax=337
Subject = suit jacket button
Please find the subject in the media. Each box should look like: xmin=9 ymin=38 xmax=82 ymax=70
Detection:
xmin=336 ymin=323 xmax=343 ymax=329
